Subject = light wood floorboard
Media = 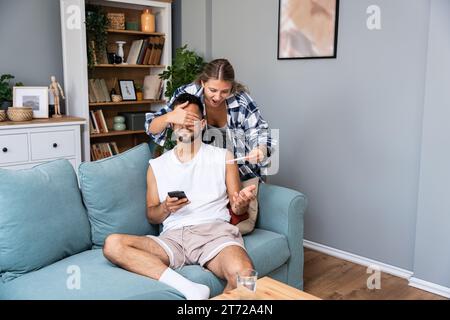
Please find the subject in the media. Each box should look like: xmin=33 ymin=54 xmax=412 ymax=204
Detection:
xmin=303 ymin=248 xmax=448 ymax=300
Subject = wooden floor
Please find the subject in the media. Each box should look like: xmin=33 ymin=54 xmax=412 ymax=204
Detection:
xmin=303 ymin=248 xmax=448 ymax=300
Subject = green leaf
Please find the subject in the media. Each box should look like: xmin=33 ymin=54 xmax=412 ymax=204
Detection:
xmin=158 ymin=45 xmax=206 ymax=99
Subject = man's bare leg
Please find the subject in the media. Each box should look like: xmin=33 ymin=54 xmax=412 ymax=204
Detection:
xmin=103 ymin=234 xmax=169 ymax=279
xmin=103 ymin=233 xmax=210 ymax=299
xmin=205 ymin=245 xmax=254 ymax=292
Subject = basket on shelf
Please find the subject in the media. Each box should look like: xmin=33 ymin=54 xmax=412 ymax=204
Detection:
xmin=111 ymin=94 xmax=123 ymax=102
xmin=107 ymin=13 xmax=125 ymax=30
xmin=7 ymin=107 xmax=33 ymax=121
xmin=0 ymin=110 xmax=6 ymax=122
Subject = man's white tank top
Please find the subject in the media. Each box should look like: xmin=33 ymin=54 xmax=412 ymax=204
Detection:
xmin=149 ymin=143 xmax=230 ymax=233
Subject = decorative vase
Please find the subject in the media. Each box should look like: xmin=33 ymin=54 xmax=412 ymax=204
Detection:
xmin=141 ymin=9 xmax=155 ymax=33
xmin=116 ymin=41 xmax=126 ymax=64
xmin=136 ymin=92 xmax=143 ymax=101
xmin=113 ymin=116 xmax=126 ymax=131
xmin=113 ymin=116 xmax=125 ymax=124
xmin=113 ymin=123 xmax=126 ymax=131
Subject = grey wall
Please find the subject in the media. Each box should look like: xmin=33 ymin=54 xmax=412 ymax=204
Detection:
xmin=179 ymin=0 xmax=211 ymax=60
xmin=414 ymin=0 xmax=450 ymax=287
xmin=205 ymin=0 xmax=430 ymax=272
xmin=0 ymin=0 xmax=64 ymax=92
xmin=180 ymin=0 xmax=450 ymax=287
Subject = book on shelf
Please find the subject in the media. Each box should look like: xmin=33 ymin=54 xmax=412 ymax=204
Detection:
xmin=153 ymin=36 xmax=165 ymax=65
xmin=137 ymin=38 xmax=148 ymax=65
xmin=88 ymin=80 xmax=97 ymax=103
xmin=126 ymin=39 xmax=144 ymax=65
xmin=89 ymin=78 xmax=112 ymax=103
xmin=90 ymin=110 xmax=100 ymax=134
xmin=143 ymin=75 xmax=163 ymax=100
xmin=91 ymin=142 xmax=120 ymax=161
xmin=93 ymin=109 xmax=109 ymax=133
xmin=147 ymin=36 xmax=165 ymax=65
xmin=89 ymin=79 xmax=100 ymax=103
xmin=99 ymin=79 xmax=111 ymax=102
xmin=124 ymin=36 xmax=165 ymax=65
xmin=95 ymin=79 xmax=108 ymax=102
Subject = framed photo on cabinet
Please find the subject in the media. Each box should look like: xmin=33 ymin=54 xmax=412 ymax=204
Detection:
xmin=13 ymin=86 xmax=49 ymax=118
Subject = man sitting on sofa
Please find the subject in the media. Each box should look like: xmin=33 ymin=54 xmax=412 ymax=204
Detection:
xmin=103 ymin=93 xmax=257 ymax=300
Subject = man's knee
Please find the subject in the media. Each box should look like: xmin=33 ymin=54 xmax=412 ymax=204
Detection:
xmin=222 ymin=251 xmax=253 ymax=282
xmin=103 ymin=234 xmax=124 ymax=259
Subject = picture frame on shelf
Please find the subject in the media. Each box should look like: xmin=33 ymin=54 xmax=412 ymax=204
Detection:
xmin=118 ymin=80 xmax=137 ymax=101
xmin=13 ymin=86 xmax=49 ymax=118
xmin=278 ymin=0 xmax=339 ymax=59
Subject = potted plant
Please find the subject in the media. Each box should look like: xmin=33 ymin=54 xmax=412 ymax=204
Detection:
xmin=0 ymin=74 xmax=23 ymax=110
xmin=159 ymin=45 xmax=206 ymax=99
xmin=156 ymin=45 xmax=206 ymax=152
xmin=85 ymin=5 xmax=109 ymax=68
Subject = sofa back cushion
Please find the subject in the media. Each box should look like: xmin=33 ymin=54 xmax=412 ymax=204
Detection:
xmin=78 ymin=143 xmax=158 ymax=248
xmin=0 ymin=160 xmax=92 ymax=282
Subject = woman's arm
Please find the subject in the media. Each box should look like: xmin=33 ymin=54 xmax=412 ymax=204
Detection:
xmin=241 ymin=94 xmax=273 ymax=162
xmin=225 ymin=151 xmax=256 ymax=215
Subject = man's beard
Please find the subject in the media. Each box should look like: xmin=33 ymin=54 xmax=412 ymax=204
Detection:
xmin=174 ymin=130 xmax=198 ymax=143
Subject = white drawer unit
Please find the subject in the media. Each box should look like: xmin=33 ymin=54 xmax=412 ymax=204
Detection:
xmin=0 ymin=134 xmax=29 ymax=164
xmin=31 ymin=130 xmax=75 ymax=161
xmin=0 ymin=117 xmax=85 ymax=172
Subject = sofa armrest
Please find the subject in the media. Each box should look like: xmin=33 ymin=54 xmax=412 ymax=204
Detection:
xmin=256 ymin=183 xmax=307 ymax=289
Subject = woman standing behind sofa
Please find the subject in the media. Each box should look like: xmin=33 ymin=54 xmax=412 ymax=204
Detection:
xmin=145 ymin=58 xmax=272 ymax=181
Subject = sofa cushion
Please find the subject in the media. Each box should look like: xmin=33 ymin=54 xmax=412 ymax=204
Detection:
xmin=0 ymin=249 xmax=183 ymax=300
xmin=242 ymin=229 xmax=290 ymax=277
xmin=0 ymin=160 xmax=92 ymax=282
xmin=79 ymin=143 xmax=158 ymax=248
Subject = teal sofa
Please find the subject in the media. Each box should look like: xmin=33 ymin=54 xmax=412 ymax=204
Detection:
xmin=0 ymin=144 xmax=307 ymax=300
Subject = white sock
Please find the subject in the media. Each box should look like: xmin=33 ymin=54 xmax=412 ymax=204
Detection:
xmin=159 ymin=268 xmax=210 ymax=300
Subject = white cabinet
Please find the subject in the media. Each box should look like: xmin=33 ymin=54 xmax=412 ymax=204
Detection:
xmin=0 ymin=117 xmax=85 ymax=171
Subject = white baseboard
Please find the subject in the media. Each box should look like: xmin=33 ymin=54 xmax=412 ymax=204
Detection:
xmin=409 ymin=277 xmax=450 ymax=298
xmin=303 ymin=240 xmax=413 ymax=279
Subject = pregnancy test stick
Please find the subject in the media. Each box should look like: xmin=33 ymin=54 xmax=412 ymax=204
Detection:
xmin=226 ymin=156 xmax=248 ymax=164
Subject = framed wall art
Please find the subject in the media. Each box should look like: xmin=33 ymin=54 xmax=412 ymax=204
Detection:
xmin=278 ymin=0 xmax=340 ymax=59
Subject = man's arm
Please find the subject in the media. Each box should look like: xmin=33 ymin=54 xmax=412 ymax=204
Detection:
xmin=225 ymin=151 xmax=256 ymax=215
xmin=146 ymin=166 xmax=170 ymax=224
xmin=146 ymin=165 xmax=190 ymax=224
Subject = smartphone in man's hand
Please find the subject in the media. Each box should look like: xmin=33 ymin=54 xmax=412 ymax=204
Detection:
xmin=168 ymin=191 xmax=188 ymax=200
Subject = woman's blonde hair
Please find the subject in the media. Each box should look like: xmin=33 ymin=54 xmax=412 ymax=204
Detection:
xmin=195 ymin=58 xmax=249 ymax=94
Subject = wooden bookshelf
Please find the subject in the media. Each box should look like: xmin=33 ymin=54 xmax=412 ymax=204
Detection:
xmin=61 ymin=0 xmax=171 ymax=161
xmin=89 ymin=100 xmax=165 ymax=107
xmin=94 ymin=64 xmax=165 ymax=68
xmin=91 ymin=130 xmax=146 ymax=138
xmin=107 ymin=29 xmax=165 ymax=36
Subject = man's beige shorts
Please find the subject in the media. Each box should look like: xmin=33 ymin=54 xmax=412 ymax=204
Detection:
xmin=147 ymin=221 xmax=246 ymax=269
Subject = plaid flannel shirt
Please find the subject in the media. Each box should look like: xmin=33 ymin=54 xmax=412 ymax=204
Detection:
xmin=145 ymin=83 xmax=273 ymax=180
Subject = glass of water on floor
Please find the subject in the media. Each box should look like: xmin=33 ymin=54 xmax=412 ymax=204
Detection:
xmin=236 ymin=269 xmax=258 ymax=299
